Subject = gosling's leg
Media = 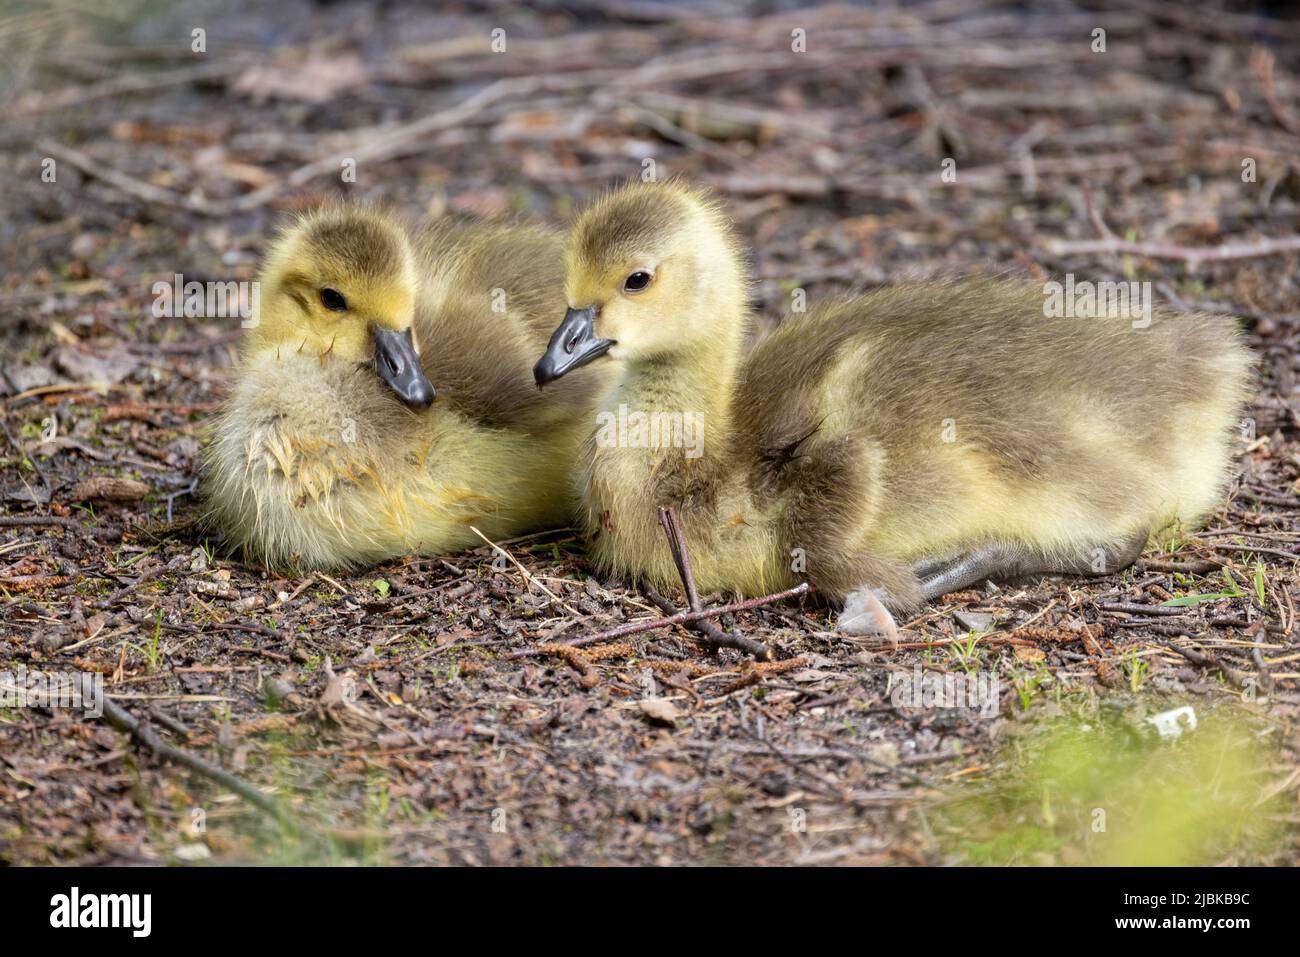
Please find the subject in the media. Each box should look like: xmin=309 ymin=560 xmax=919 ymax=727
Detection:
xmin=917 ymin=530 xmax=1148 ymax=603
xmin=916 ymin=545 xmax=1025 ymax=602
xmin=911 ymin=554 xmax=956 ymax=579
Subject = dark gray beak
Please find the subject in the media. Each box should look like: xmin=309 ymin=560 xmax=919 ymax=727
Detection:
xmin=372 ymin=326 xmax=436 ymax=409
xmin=533 ymin=306 xmax=615 ymax=387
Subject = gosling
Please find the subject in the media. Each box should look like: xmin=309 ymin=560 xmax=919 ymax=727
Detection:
xmin=533 ymin=182 xmax=1252 ymax=636
xmin=205 ymin=205 xmax=603 ymax=570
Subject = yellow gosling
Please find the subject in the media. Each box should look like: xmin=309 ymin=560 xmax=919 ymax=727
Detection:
xmin=205 ymin=206 xmax=605 ymax=570
xmin=533 ymin=181 xmax=1253 ymax=637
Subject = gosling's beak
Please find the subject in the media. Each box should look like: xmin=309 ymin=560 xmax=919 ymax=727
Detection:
xmin=533 ymin=306 xmax=615 ymax=387
xmin=372 ymin=326 xmax=436 ymax=409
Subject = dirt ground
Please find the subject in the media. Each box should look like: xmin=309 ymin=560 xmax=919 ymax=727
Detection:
xmin=2 ymin=0 xmax=1299 ymax=866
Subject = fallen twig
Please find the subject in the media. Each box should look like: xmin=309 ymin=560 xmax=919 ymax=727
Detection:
xmin=861 ymin=633 xmax=1041 ymax=652
xmin=164 ymin=478 xmax=198 ymax=524
xmin=1209 ymin=542 xmax=1299 ymax=563
xmin=1167 ymin=642 xmax=1250 ymax=689
xmin=1099 ymin=601 xmax=1190 ymax=617
xmin=650 ymin=506 xmax=773 ymax=659
xmin=1139 ymin=557 xmax=1223 ymax=574
xmin=0 ymin=415 xmax=50 ymax=495
xmin=0 ymin=515 xmax=79 ymax=528
xmin=17 ymin=61 xmax=239 ymax=116
xmin=229 ymin=72 xmax=613 ymax=211
xmin=642 ymin=582 xmax=773 ymax=660
xmin=470 ymin=525 xmax=581 ymax=615
xmin=96 ymin=561 xmax=173 ymax=609
xmin=658 ymin=506 xmax=701 ymax=612
xmin=1044 ymin=234 xmax=1300 ymax=266
xmin=99 ymin=696 xmax=293 ymax=829
xmin=35 ymin=138 xmax=227 ymax=215
xmin=505 ymin=582 xmax=811 ymax=658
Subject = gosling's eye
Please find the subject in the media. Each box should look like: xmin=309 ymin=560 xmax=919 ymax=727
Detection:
xmin=623 ymin=271 xmax=653 ymax=294
xmin=320 ymin=288 xmax=348 ymax=312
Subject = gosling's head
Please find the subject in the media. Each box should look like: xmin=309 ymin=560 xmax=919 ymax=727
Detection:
xmin=253 ymin=206 xmax=435 ymax=409
xmin=534 ymin=181 xmax=745 ymax=386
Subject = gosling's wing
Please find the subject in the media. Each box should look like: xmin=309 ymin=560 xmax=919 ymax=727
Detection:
xmin=820 ymin=278 xmax=1249 ymax=467
xmin=732 ymin=290 xmax=881 ymax=493
xmin=736 ymin=277 xmax=1251 ymax=490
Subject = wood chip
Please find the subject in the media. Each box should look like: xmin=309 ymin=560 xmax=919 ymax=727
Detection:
xmin=69 ymin=477 xmax=150 ymax=503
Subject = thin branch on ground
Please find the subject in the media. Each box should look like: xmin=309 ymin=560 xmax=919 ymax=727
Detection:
xmin=1043 ymin=234 xmax=1300 ymax=266
xmin=504 ymin=582 xmax=811 ymax=658
xmin=0 ymin=515 xmax=79 ymax=528
xmin=647 ymin=506 xmax=773 ymax=659
xmin=99 ymin=696 xmax=295 ymax=830
xmin=469 ymin=525 xmax=582 ymax=616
